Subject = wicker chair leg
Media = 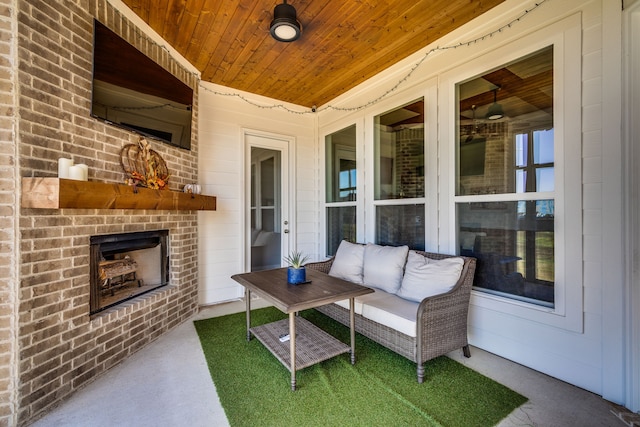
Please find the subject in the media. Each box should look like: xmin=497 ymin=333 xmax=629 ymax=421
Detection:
xmin=463 ymin=345 xmax=471 ymax=358
xmin=417 ymin=364 xmax=424 ymax=383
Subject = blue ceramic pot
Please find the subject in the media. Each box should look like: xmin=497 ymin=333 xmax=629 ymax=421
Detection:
xmin=287 ymin=267 xmax=306 ymax=284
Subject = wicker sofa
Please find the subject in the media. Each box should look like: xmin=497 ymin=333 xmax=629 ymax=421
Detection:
xmin=306 ymin=246 xmax=476 ymax=383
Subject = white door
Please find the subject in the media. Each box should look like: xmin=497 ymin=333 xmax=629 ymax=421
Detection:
xmin=245 ymin=131 xmax=291 ymax=272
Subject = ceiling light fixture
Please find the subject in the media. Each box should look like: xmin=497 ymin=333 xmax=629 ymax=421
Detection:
xmin=486 ymin=87 xmax=504 ymax=120
xmin=463 ymin=105 xmax=487 ymax=144
xmin=270 ymin=0 xmax=302 ymax=42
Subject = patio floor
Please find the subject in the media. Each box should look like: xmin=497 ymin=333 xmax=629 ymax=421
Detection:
xmin=30 ymin=299 xmax=630 ymax=427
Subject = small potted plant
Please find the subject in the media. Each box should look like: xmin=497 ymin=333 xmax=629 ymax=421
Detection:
xmin=284 ymin=250 xmax=310 ymax=285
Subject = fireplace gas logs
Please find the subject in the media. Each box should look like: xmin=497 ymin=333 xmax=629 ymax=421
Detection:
xmin=99 ymin=256 xmax=143 ymax=296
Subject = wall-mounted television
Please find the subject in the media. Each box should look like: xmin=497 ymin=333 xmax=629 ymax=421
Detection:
xmin=91 ymin=20 xmax=193 ymax=150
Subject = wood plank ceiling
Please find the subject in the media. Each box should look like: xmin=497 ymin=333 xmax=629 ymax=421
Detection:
xmin=121 ymin=0 xmax=505 ymax=108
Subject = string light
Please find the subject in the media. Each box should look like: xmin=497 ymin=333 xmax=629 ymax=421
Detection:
xmin=113 ymin=1 xmax=549 ymax=115
xmin=200 ymin=1 xmax=548 ymax=114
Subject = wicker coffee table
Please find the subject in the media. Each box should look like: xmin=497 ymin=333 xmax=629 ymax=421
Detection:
xmin=231 ymin=267 xmax=373 ymax=390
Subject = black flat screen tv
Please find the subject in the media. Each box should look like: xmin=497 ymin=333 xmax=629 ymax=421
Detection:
xmin=90 ymin=20 xmax=193 ymax=150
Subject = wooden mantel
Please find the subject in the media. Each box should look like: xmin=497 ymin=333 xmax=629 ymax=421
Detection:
xmin=21 ymin=178 xmax=216 ymax=211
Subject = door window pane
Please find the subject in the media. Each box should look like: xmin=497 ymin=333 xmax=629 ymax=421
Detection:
xmin=251 ymin=148 xmax=282 ymax=271
xmin=261 ymin=209 xmax=275 ymax=232
xmin=376 ymin=204 xmax=425 ymax=250
xmin=260 ymin=157 xmax=275 ymax=206
xmin=374 ymin=99 xmax=424 ymax=200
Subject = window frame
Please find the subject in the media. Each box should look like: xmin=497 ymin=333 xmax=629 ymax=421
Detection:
xmin=371 ymin=97 xmax=427 ymax=249
xmin=439 ymin=15 xmax=583 ymax=332
xmin=363 ymin=82 xmax=439 ymax=248
xmin=320 ymin=118 xmax=365 ymax=257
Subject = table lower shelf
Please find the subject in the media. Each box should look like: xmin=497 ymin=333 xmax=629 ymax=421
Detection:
xmin=250 ymin=317 xmax=350 ymax=371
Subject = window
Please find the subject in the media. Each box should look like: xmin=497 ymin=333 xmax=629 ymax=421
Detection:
xmin=455 ymin=46 xmax=555 ymax=306
xmin=515 ymin=129 xmax=554 ymax=193
xmin=250 ymin=151 xmax=281 ymax=232
xmin=325 ymin=125 xmax=357 ymax=255
xmin=373 ymin=98 xmax=426 ymax=250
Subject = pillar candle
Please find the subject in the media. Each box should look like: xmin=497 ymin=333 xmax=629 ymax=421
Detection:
xmin=58 ymin=158 xmax=73 ymax=179
xmin=68 ymin=165 xmax=84 ymax=181
xmin=76 ymin=163 xmax=88 ymax=181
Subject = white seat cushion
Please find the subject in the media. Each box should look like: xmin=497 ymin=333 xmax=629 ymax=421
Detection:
xmin=362 ymin=243 xmax=408 ymax=294
xmin=335 ymin=298 xmax=363 ymax=314
xmin=359 ymin=290 xmax=418 ymax=338
xmin=329 ymin=240 xmax=365 ymax=284
xmin=396 ymin=251 xmax=464 ymax=303
xmin=334 ymin=289 xmax=388 ymax=314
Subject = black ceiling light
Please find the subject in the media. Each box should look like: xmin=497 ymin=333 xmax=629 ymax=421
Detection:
xmin=463 ymin=105 xmax=486 ymax=144
xmin=486 ymin=86 xmax=504 ymax=120
xmin=270 ymin=0 xmax=302 ymax=42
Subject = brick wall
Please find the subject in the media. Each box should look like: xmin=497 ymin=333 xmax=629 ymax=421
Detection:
xmin=15 ymin=1 xmax=201 ymax=424
xmin=459 ymin=121 xmax=510 ymax=195
xmin=0 ymin=0 xmax=18 ymax=425
xmin=395 ymin=127 xmax=424 ymax=198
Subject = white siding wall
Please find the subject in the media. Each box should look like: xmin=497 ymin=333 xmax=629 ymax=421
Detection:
xmin=197 ymin=84 xmax=316 ymax=304
xmin=624 ymin=0 xmax=640 ymax=413
xmin=316 ymin=0 xmax=625 ymax=404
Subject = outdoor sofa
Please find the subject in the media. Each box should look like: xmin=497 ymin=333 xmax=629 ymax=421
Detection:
xmin=305 ymin=241 xmax=477 ymax=383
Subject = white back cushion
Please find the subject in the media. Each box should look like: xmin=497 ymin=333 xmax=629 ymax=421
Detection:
xmin=396 ymin=251 xmax=464 ymax=302
xmin=329 ymin=240 xmax=365 ymax=284
xmin=362 ymin=244 xmax=408 ymax=293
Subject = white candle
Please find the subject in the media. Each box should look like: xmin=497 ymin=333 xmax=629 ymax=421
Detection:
xmin=58 ymin=158 xmax=73 ymax=179
xmin=68 ymin=165 xmax=84 ymax=181
xmin=76 ymin=163 xmax=88 ymax=181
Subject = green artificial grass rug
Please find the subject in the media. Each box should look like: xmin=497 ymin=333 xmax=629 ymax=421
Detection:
xmin=194 ymin=307 xmax=527 ymax=427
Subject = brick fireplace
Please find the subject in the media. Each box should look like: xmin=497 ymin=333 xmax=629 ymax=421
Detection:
xmin=90 ymin=230 xmax=170 ymax=315
xmin=13 ymin=1 xmax=202 ymax=425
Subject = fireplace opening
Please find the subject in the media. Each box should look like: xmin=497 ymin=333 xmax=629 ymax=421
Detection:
xmin=90 ymin=230 xmax=169 ymax=315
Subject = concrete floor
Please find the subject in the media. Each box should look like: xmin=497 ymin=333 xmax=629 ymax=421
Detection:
xmin=30 ymin=299 xmax=628 ymax=427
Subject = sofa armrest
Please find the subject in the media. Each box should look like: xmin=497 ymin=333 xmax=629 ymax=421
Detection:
xmin=305 ymin=258 xmax=334 ymax=274
xmin=415 ymin=254 xmax=477 ymax=362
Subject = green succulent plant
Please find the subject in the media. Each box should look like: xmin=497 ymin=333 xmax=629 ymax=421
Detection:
xmin=283 ymin=250 xmax=309 ymax=269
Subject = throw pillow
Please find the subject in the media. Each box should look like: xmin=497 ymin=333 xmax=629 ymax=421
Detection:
xmin=328 ymin=240 xmax=365 ymax=284
xmin=362 ymin=244 xmax=409 ymax=293
xmin=396 ymin=251 xmax=464 ymax=302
